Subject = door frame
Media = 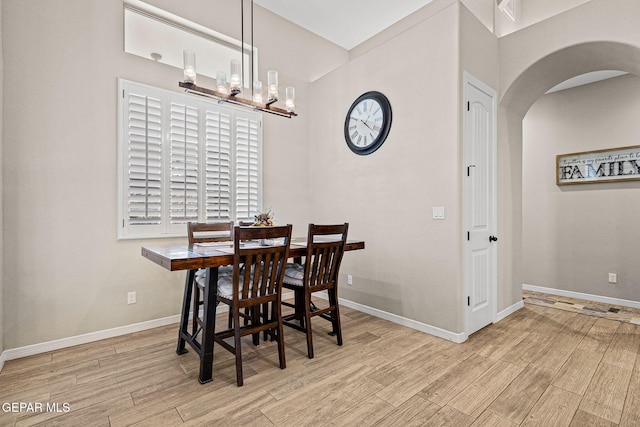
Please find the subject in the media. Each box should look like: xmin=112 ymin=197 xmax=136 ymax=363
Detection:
xmin=463 ymin=71 xmax=498 ymax=339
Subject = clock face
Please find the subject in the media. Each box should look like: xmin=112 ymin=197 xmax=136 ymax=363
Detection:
xmin=344 ymin=91 xmax=392 ymax=155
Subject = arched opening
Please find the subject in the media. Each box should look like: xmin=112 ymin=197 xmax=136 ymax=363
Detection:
xmin=497 ymin=41 xmax=640 ymax=311
xmin=502 ymin=42 xmax=640 ymax=117
xmin=522 ymin=72 xmax=640 ymax=301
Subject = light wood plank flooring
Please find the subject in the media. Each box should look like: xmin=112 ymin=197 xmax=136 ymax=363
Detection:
xmin=1 ymin=301 xmax=639 ymax=426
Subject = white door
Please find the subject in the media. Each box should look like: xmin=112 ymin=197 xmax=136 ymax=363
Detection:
xmin=463 ymin=72 xmax=497 ymax=337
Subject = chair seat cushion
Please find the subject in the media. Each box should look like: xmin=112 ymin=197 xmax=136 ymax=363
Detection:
xmin=194 ymin=266 xmax=234 ymax=288
xmin=216 ymin=275 xmax=237 ymax=299
xmin=283 ymin=263 xmax=304 ymax=287
xmin=216 ymin=262 xmax=283 ymax=298
xmin=215 ymin=266 xmax=262 ymax=299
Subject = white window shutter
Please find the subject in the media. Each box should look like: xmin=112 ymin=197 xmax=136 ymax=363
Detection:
xmin=205 ymin=110 xmax=232 ymax=221
xmin=169 ymin=101 xmax=200 ymax=229
xmin=118 ymin=79 xmax=263 ymax=239
xmin=123 ymin=90 xmax=163 ymax=235
xmin=235 ymin=114 xmax=261 ymax=221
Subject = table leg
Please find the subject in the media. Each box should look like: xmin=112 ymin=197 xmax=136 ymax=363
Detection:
xmin=176 ymin=269 xmax=196 ymax=355
xmin=295 ymin=288 xmax=306 ymax=328
xmin=198 ymin=266 xmax=218 ymax=384
xmin=292 ymin=256 xmax=307 ymax=327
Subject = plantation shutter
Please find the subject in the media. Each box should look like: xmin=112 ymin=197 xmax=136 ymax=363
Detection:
xmin=169 ymin=101 xmax=200 ymax=229
xmin=235 ymin=114 xmax=261 ymax=220
xmin=124 ymin=90 xmax=163 ymax=233
xmin=204 ymin=110 xmax=232 ymax=221
xmin=118 ymin=79 xmax=263 ymax=239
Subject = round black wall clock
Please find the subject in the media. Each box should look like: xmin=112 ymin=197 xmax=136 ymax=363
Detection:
xmin=344 ymin=91 xmax=392 ymax=155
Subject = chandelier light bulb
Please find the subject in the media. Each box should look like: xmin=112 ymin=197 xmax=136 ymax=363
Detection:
xmin=285 ymin=87 xmax=295 ymax=112
xmin=183 ymin=49 xmax=196 ymax=84
xmin=216 ymin=71 xmax=228 ymax=94
xmin=267 ymin=70 xmax=278 ymax=101
xmin=253 ymin=81 xmax=263 ymax=103
xmin=230 ymin=59 xmax=241 ymax=94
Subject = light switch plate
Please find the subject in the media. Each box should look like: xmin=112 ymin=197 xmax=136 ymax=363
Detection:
xmin=432 ymin=207 xmax=445 ymax=219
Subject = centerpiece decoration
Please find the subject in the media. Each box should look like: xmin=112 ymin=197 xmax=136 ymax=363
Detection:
xmin=252 ymin=209 xmax=276 ymax=245
xmin=252 ymin=208 xmax=275 ymax=227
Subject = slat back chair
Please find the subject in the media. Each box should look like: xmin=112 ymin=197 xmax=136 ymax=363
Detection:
xmin=214 ymin=224 xmax=292 ymax=386
xmin=187 ymin=221 xmax=234 ymax=338
xmin=282 ymin=223 xmax=348 ymax=359
xmin=188 ymin=221 xmax=235 ymax=245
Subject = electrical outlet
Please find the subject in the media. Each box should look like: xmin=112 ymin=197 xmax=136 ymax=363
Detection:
xmin=347 ymin=275 xmax=353 ymax=286
xmin=128 ymin=291 xmax=137 ymax=304
xmin=608 ymin=273 xmax=617 ymax=284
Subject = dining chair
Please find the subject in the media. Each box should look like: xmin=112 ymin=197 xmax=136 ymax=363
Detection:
xmin=188 ymin=221 xmax=235 ymax=246
xmin=281 ymin=223 xmax=349 ymax=359
xmin=214 ymin=224 xmax=292 ymax=386
xmin=187 ymin=221 xmax=234 ymax=337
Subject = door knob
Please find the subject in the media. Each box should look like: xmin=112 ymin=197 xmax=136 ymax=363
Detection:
xmin=489 ymin=235 xmax=498 ymax=242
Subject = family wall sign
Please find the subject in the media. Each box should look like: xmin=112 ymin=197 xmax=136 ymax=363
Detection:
xmin=556 ymin=145 xmax=640 ymax=185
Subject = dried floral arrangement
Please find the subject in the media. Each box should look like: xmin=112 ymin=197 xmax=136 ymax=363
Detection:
xmin=252 ymin=208 xmax=275 ymax=226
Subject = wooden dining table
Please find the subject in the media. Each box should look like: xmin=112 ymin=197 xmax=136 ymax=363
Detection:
xmin=141 ymin=237 xmax=365 ymax=384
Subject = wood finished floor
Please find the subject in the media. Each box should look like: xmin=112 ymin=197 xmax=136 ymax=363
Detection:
xmin=1 ymin=301 xmax=640 ymax=426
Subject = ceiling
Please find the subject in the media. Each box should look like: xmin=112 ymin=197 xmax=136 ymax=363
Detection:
xmin=253 ymin=1 xmax=627 ymax=91
xmin=254 ymin=0 xmax=435 ymax=50
xmin=546 ymin=70 xmax=628 ymax=93
xmin=127 ymin=0 xmax=628 ymax=93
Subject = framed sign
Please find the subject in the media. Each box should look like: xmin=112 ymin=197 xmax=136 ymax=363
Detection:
xmin=556 ymin=145 xmax=640 ymax=185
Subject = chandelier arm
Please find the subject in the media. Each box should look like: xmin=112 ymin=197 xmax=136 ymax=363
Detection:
xmin=180 ymin=82 xmax=297 ymax=118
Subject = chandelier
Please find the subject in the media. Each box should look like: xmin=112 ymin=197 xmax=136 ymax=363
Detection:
xmin=179 ymin=0 xmax=296 ymax=118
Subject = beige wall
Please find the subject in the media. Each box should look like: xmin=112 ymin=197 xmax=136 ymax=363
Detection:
xmin=308 ymin=2 xmax=469 ymax=333
xmin=495 ymin=0 xmax=592 ymax=37
xmin=349 ymin=0 xmax=457 ymax=60
xmin=523 ymin=74 xmax=640 ymax=299
xmin=1 ymin=0 xmax=346 ymax=349
xmin=500 ymin=0 xmax=640 ymax=110
xmin=461 ymin=0 xmax=494 ymax=32
xmin=460 ymin=5 xmax=499 ymax=95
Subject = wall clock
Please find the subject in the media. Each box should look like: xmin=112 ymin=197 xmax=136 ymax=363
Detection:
xmin=344 ymin=91 xmax=392 ymax=155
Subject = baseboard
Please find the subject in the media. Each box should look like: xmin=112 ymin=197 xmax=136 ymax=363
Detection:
xmin=314 ymin=293 xmax=467 ymax=344
xmin=523 ymin=284 xmax=640 ymax=310
xmin=496 ymin=299 xmax=524 ymax=322
xmin=0 ymin=304 xmax=230 ymax=365
xmin=1 ymin=290 xmax=472 ymax=369
xmin=0 ymin=291 xmax=295 ymax=372
xmin=1 ymin=314 xmax=182 ymax=363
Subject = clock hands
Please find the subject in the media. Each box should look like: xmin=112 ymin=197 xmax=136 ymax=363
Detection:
xmin=359 ymin=119 xmax=374 ymax=131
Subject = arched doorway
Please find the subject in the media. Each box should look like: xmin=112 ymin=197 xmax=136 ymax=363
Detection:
xmin=496 ymin=41 xmax=640 ymax=313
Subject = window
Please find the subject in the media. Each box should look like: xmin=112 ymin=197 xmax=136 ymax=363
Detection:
xmin=118 ymin=79 xmax=262 ymax=239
